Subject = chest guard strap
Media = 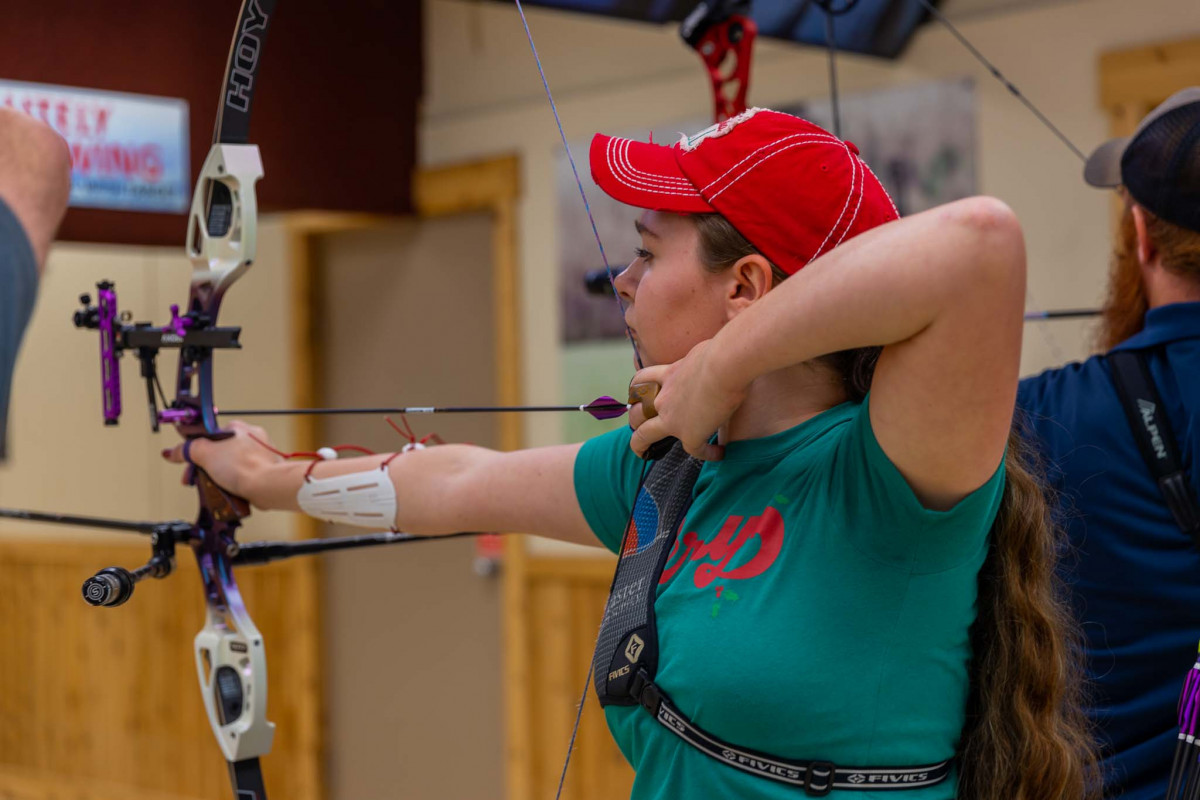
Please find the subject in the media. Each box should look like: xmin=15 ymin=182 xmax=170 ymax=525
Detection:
xmin=1109 ymin=350 xmax=1200 ymax=542
xmin=589 ymin=440 xmax=952 ymax=795
xmin=592 ymin=441 xmax=703 ymax=706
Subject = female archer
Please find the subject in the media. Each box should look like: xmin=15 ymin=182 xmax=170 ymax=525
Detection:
xmin=169 ymin=109 xmax=1095 ymax=800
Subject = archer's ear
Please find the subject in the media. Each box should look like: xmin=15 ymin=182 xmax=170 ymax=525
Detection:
xmin=727 ymin=253 xmax=775 ymax=315
xmin=1131 ymin=204 xmax=1158 ymax=268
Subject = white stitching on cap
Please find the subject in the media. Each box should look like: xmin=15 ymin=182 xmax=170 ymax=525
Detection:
xmin=609 ymin=138 xmax=693 ymax=192
xmin=604 ymin=137 xmax=700 ymax=197
xmin=859 ymin=156 xmax=900 ymax=217
xmin=829 ymin=154 xmax=864 ymax=252
xmin=808 ymin=143 xmax=860 ymax=263
xmin=617 ymin=140 xmax=693 ymax=188
xmin=706 ymin=137 xmax=842 ymax=202
xmin=700 ymin=132 xmax=840 ymax=195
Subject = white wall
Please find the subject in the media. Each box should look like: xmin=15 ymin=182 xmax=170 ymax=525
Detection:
xmin=0 ymin=218 xmax=302 ymax=543
xmin=421 ymin=0 xmax=1200 ymax=449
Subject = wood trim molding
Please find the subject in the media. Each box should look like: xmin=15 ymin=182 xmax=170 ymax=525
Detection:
xmin=1099 ymin=36 xmax=1200 ymax=231
xmin=1100 ymin=36 xmax=1200 ymax=111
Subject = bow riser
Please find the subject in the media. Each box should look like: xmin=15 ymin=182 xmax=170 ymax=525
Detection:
xmin=185 ymin=144 xmax=264 ymax=327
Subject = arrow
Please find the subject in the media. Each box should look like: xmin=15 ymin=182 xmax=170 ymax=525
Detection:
xmin=1024 ymin=309 xmax=1101 ymax=321
xmin=216 ymin=395 xmax=631 ymax=421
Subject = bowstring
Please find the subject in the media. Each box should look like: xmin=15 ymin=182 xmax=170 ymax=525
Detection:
xmin=512 ymin=3 xmax=652 ymax=796
xmin=513 ymin=0 xmax=645 ymax=371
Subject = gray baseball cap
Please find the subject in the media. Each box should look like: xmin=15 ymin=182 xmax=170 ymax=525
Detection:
xmin=1084 ymin=87 xmax=1200 ymax=188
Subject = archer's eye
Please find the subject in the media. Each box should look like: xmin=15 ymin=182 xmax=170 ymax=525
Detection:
xmin=634 ymin=247 xmax=653 ymax=261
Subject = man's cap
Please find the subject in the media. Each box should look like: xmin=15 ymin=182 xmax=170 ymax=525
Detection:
xmin=1084 ymin=87 xmax=1200 ymax=232
xmin=589 ymin=108 xmax=899 ymax=275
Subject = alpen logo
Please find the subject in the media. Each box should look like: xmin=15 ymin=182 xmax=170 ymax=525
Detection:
xmin=1137 ymin=399 xmax=1169 ymax=460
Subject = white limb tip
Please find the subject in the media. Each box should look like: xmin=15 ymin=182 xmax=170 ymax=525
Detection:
xmin=401 ymin=442 xmax=427 ymax=453
xmin=317 ymin=447 xmax=339 ymax=460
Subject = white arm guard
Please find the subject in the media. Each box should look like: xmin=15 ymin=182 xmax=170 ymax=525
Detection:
xmin=297 ymin=467 xmax=399 ymax=530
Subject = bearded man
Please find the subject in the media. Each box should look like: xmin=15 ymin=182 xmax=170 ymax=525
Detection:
xmin=1018 ymin=87 xmax=1200 ymax=800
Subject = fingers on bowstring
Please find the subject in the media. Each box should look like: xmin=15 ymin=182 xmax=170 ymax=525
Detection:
xmin=630 ymin=364 xmax=667 ymax=387
xmin=696 ymin=440 xmax=725 ymax=462
xmin=627 ymin=401 xmax=648 ymax=430
xmin=629 ymin=417 xmax=667 ymax=459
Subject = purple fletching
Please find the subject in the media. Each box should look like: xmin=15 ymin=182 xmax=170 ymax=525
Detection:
xmin=584 ymin=396 xmax=628 ymax=420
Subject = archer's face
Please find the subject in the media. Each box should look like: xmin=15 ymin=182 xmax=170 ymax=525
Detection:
xmin=613 ymin=210 xmax=730 ymax=367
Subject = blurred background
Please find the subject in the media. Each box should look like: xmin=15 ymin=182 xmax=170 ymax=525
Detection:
xmin=0 ymin=0 xmax=1195 ymax=798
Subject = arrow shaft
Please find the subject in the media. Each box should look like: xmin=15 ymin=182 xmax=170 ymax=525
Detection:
xmin=1024 ymin=309 xmax=1101 ymax=321
xmin=218 ymin=403 xmax=630 ymax=417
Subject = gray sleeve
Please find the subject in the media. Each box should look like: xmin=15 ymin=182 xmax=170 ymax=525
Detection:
xmin=0 ymin=196 xmax=40 ymax=460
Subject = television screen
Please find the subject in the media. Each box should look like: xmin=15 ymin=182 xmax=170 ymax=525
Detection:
xmin=495 ymin=0 xmax=936 ymax=59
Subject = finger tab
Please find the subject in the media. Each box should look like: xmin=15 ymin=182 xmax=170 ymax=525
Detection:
xmin=628 ymin=382 xmax=661 ymax=419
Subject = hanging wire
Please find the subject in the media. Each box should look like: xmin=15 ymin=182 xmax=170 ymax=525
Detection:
xmin=913 ymin=0 xmax=1087 ymax=162
xmin=824 ymin=11 xmax=841 ymax=137
xmin=813 ymin=0 xmax=859 ymax=138
xmin=908 ymin=0 xmax=1096 ymax=360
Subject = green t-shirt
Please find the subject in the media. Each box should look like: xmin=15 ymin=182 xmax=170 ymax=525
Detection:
xmin=573 ymin=398 xmax=1005 ymax=800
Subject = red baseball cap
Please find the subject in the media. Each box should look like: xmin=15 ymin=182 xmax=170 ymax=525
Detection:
xmin=589 ymin=108 xmax=899 ymax=275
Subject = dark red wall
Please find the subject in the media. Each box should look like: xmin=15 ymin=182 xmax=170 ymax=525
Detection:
xmin=0 ymin=0 xmax=422 ymax=246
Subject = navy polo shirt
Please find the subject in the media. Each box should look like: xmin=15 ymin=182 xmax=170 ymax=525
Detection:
xmin=0 ymin=196 xmax=38 ymax=461
xmin=1017 ymin=302 xmax=1200 ymax=800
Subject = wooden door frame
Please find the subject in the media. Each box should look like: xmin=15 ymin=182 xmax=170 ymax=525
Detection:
xmin=285 ymin=154 xmax=526 ymax=800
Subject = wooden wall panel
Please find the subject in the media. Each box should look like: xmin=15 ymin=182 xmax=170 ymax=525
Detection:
xmin=518 ymin=557 xmax=634 ymax=800
xmin=0 ymin=0 xmax=422 ymax=246
xmin=0 ymin=540 xmax=321 ymax=800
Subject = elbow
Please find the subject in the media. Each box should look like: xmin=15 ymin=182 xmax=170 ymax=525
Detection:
xmin=946 ymin=196 xmax=1027 ymax=298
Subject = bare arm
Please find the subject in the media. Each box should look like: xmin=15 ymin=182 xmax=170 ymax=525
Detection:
xmin=234 ymin=436 xmax=602 ymax=547
xmin=0 ymin=109 xmax=71 ymax=270
xmin=704 ymin=196 xmax=1025 ymax=509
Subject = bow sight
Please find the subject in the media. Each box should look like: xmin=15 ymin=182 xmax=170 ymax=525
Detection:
xmin=73 ymin=281 xmax=243 ymax=432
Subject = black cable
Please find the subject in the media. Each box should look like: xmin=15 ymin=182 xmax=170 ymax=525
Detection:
xmin=0 ymin=507 xmax=181 ymax=535
xmin=823 ymin=10 xmax=841 ymax=137
xmin=913 ymin=0 xmax=1087 ymax=162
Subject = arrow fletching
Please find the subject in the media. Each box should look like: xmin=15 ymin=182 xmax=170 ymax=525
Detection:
xmin=582 ymin=396 xmax=629 ymax=420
